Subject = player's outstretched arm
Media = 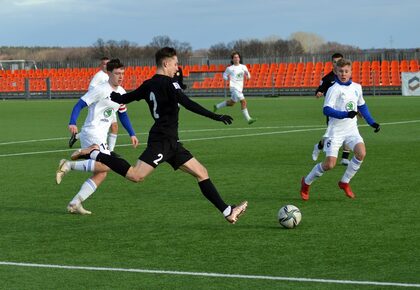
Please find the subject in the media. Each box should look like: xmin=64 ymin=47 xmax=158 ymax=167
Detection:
xmin=177 ymin=90 xmax=233 ymax=125
xmin=110 ymin=84 xmax=148 ymax=105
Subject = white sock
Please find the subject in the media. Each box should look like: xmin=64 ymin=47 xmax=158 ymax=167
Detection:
xmin=304 ymin=163 xmax=325 ymax=185
xmin=242 ymin=108 xmax=251 ymax=121
xmin=90 ymin=150 xmax=100 ymax=160
xmin=69 ymin=159 xmax=95 ymax=172
xmin=108 ymin=133 xmax=118 ymax=152
xmin=70 ymin=178 xmax=97 ymax=205
xmin=216 ymin=101 xmax=227 ymax=109
xmin=341 ymin=157 xmax=362 ymax=183
xmin=223 ymin=206 xmax=232 ymax=217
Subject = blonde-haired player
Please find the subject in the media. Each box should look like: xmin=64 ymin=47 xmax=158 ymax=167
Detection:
xmin=214 ymin=51 xmax=256 ymax=124
xmin=300 ymin=58 xmax=380 ymax=200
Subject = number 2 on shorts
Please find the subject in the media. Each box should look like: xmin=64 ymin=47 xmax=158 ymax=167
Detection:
xmin=153 ymin=153 xmax=163 ymax=165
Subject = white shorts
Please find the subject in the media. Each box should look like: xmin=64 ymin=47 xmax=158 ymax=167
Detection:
xmin=323 ymin=134 xmax=364 ymax=157
xmin=79 ymin=131 xmax=110 ymax=155
xmin=230 ymin=89 xmax=245 ymax=102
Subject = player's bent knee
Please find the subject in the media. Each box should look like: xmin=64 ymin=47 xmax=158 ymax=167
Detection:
xmin=355 ymin=151 xmax=366 ymax=161
xmin=126 ymin=170 xmax=147 ymax=183
xmin=323 ymin=161 xmax=336 ymax=171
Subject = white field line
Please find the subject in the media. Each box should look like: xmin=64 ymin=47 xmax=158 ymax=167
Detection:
xmin=0 ymin=261 xmax=419 ymax=288
xmin=0 ymin=120 xmax=419 ymax=158
xmin=0 ymin=126 xmax=322 ymax=146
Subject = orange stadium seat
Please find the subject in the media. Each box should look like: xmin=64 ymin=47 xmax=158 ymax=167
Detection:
xmin=409 ymin=59 xmax=419 ymax=72
xmin=400 ymin=60 xmax=409 ymax=72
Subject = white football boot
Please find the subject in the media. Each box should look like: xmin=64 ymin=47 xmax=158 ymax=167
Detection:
xmin=226 ymin=201 xmax=248 ymax=224
xmin=56 ymin=159 xmax=70 ymax=185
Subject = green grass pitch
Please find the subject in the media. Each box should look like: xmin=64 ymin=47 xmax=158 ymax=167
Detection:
xmin=0 ymin=96 xmax=419 ymax=289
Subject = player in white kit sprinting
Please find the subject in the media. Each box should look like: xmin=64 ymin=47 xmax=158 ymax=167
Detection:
xmin=300 ymin=58 xmax=380 ymax=200
xmin=56 ymin=59 xmax=139 ymax=214
xmin=213 ymin=51 xmax=256 ymax=124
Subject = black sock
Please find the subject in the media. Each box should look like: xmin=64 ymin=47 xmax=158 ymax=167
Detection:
xmin=198 ymin=179 xmax=228 ymax=213
xmin=96 ymin=152 xmax=131 ymax=177
xmin=318 ymin=140 xmax=324 ymax=150
xmin=341 ymin=150 xmax=350 ymax=160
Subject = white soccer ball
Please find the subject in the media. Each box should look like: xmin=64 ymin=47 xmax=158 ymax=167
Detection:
xmin=278 ymin=205 xmax=302 ymax=229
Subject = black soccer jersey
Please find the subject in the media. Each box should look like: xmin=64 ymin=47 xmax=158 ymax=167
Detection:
xmin=111 ymin=74 xmax=217 ymax=143
xmin=315 ymin=70 xmax=336 ymax=95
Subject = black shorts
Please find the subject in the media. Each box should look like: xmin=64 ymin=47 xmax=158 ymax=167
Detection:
xmin=139 ymin=140 xmax=193 ymax=170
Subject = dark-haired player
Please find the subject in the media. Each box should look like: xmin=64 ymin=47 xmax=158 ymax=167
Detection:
xmin=56 ymin=59 xmax=138 ymax=214
xmin=67 ymin=48 xmax=248 ymax=224
xmin=214 ymin=51 xmax=256 ymax=124
xmin=69 ymin=56 xmax=121 ymax=153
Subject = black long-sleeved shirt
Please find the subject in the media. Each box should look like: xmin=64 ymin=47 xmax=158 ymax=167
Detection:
xmin=315 ymin=70 xmax=336 ymax=95
xmin=111 ymin=74 xmax=217 ymax=142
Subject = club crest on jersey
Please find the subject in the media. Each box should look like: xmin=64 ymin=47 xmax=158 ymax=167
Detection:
xmin=345 ymin=101 xmax=356 ymax=111
xmin=173 ymin=82 xmax=181 ymax=90
xmin=103 ymin=108 xmax=113 ymax=118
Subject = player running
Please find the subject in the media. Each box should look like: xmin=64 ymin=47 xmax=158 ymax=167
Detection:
xmin=213 ymin=51 xmax=256 ymax=124
xmin=63 ymin=47 xmax=248 ymax=224
xmin=300 ymin=58 xmax=380 ymax=200
xmin=56 ymin=59 xmax=139 ymax=214
xmin=312 ymin=53 xmax=352 ymax=165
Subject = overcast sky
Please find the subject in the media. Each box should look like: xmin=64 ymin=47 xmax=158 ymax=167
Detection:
xmin=1 ymin=0 xmax=419 ymax=50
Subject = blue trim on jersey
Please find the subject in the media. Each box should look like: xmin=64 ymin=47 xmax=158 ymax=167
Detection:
xmin=334 ymin=75 xmax=352 ymax=86
xmin=323 ymin=106 xmax=349 ymax=119
xmin=358 ymin=104 xmax=375 ymax=125
xmin=118 ymin=111 xmax=135 ymax=137
xmin=69 ymin=99 xmax=87 ymax=125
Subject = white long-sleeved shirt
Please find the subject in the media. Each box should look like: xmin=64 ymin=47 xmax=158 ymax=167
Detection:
xmin=323 ymin=81 xmax=365 ymax=137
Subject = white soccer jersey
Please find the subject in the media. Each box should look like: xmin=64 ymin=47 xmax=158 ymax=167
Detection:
xmin=79 ymin=82 xmax=126 ymax=145
xmin=88 ymin=70 xmax=109 ymax=91
xmin=223 ymin=64 xmax=250 ymax=92
xmin=323 ymin=81 xmax=365 ymax=137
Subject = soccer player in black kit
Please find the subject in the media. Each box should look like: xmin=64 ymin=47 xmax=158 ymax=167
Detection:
xmin=312 ymin=53 xmax=351 ymax=166
xmin=71 ymin=47 xmax=248 ymax=224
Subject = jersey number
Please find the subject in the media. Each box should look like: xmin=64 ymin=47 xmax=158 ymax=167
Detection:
xmin=150 ymin=92 xmax=160 ymax=119
xmin=153 ymin=153 xmax=163 ymax=165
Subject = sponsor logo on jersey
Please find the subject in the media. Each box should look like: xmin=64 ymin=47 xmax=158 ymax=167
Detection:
xmin=345 ymin=101 xmax=356 ymax=111
xmin=103 ymin=108 xmax=113 ymax=118
xmin=173 ymin=82 xmax=181 ymax=90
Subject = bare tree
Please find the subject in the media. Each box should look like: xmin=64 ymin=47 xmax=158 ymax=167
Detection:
xmin=208 ymin=42 xmax=232 ymax=59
